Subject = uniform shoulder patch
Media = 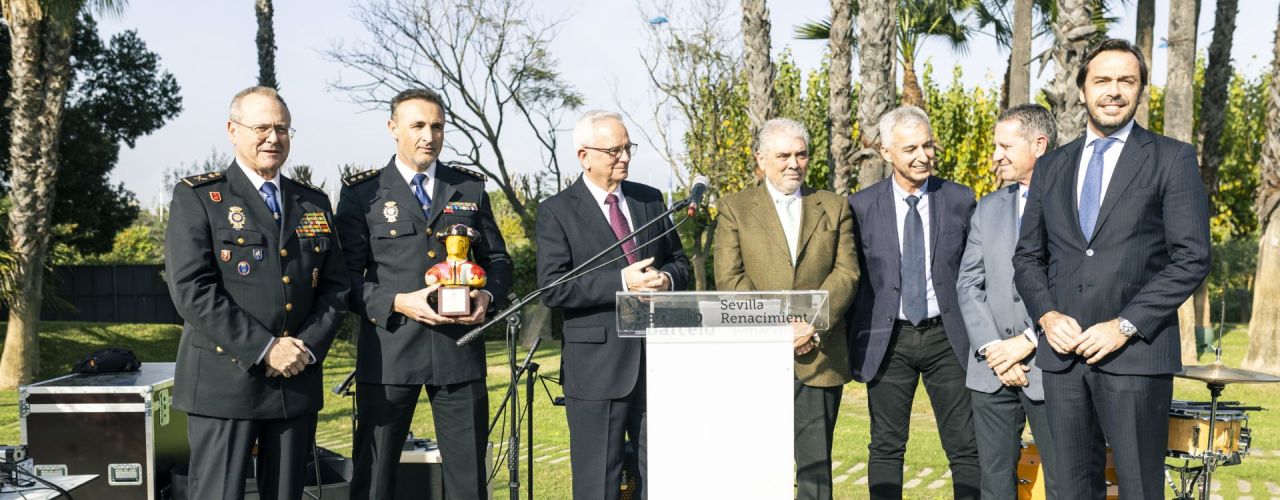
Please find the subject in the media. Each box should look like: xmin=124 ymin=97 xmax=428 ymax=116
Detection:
xmin=291 ymin=179 xmax=327 ymax=195
xmin=447 ymin=164 xmax=487 ymax=182
xmin=342 ymin=169 xmax=380 ymax=187
xmin=180 ymin=171 xmax=224 ymax=187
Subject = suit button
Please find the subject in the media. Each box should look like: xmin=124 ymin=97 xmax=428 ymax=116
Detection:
xmin=280 ymin=249 xmax=288 ymax=257
xmin=892 ymin=287 xmax=899 ymax=293
xmin=369 ymin=317 xmax=377 ymax=324
xmin=215 ymin=346 xmax=224 ymax=353
xmin=282 ymin=330 xmax=290 ymax=337
xmin=231 ymin=357 xmax=239 ymax=364
xmin=428 ymin=250 xmax=436 ymax=259
xmin=886 ymin=317 xmax=892 ymax=324
xmin=236 ymin=237 xmax=245 ymax=246
xmin=282 ymin=276 xmax=291 ymax=284
xmin=1005 ymin=328 xmax=1012 ymax=334
xmin=1014 ymin=296 xmax=1021 ymax=302
xmin=314 ymin=246 xmax=321 ymax=252
xmin=285 ymin=303 xmax=293 ymax=312
xmin=390 ymin=229 xmax=398 ymax=237
xmin=1085 ymin=249 xmax=1095 ymax=257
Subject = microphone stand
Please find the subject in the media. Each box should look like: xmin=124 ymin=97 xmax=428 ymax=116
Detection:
xmin=458 ymin=193 xmax=698 ymax=500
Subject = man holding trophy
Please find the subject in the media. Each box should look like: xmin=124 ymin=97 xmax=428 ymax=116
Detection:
xmin=336 ymin=88 xmax=513 ymax=500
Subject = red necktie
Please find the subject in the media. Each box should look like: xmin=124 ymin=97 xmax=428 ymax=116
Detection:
xmin=605 ymin=193 xmax=637 ymax=264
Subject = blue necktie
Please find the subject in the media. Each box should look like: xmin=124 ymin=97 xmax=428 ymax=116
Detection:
xmin=1078 ymin=137 xmax=1117 ymax=242
xmin=901 ymin=194 xmax=927 ymax=325
xmin=412 ymin=173 xmax=432 ymax=217
xmin=260 ymin=182 xmax=281 ymax=227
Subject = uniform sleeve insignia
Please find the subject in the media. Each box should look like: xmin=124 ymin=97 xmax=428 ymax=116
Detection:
xmin=180 ymin=171 xmax=224 ymax=187
xmin=447 ymin=164 xmax=487 ymax=181
xmin=342 ymin=169 xmax=381 ymax=187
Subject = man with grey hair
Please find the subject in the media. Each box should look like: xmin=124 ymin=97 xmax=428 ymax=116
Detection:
xmin=536 ymin=110 xmax=691 ymax=499
xmin=957 ymin=103 xmax=1059 ymax=499
xmin=848 ymin=105 xmax=980 ymax=499
xmin=715 ymin=117 xmax=859 ymax=500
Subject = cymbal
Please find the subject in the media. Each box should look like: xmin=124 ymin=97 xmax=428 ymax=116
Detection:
xmin=1177 ymin=363 xmax=1280 ymax=384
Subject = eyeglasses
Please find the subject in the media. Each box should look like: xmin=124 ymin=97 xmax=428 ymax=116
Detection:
xmin=583 ymin=142 xmax=639 ymax=159
xmin=232 ymin=120 xmax=296 ymax=139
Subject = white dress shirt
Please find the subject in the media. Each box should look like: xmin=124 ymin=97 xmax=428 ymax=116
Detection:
xmin=395 ymin=156 xmax=438 ymax=209
xmin=764 ymin=180 xmax=802 ymax=265
xmin=235 ymin=161 xmax=317 ymax=367
xmin=891 ymin=175 xmax=940 ymax=320
xmin=1075 ymin=119 xmax=1135 ymax=206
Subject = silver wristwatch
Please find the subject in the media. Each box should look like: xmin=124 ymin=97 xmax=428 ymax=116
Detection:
xmin=1117 ymin=317 xmax=1138 ymax=338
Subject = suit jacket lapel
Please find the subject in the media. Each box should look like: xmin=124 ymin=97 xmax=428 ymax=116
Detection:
xmin=1001 ymin=184 xmax=1020 ymax=251
xmin=795 ymin=185 xmax=823 ymax=262
xmin=278 ymin=179 xmax=306 ymax=248
xmin=752 ymin=185 xmax=792 ymax=258
xmin=622 ymin=182 xmax=649 ymax=261
xmin=226 ymin=163 xmax=280 ymax=249
xmin=568 ymin=179 xmax=626 ymax=264
xmin=1063 ymin=138 xmax=1088 ymax=247
xmin=874 ymin=180 xmax=901 ymax=272
xmin=426 ymin=165 xmax=459 ymax=230
xmin=927 ymin=176 xmax=942 ymax=267
xmin=377 ymin=162 xmax=430 ymax=229
xmin=1090 ymin=125 xmax=1152 ymax=241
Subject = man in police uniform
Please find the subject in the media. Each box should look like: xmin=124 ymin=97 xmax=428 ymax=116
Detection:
xmin=165 ymin=86 xmax=350 ymax=499
xmin=336 ymin=88 xmax=513 ymax=499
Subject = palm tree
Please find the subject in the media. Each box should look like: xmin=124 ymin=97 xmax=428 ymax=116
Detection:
xmin=1244 ymin=5 xmax=1280 ymax=374
xmin=741 ymin=0 xmax=776 ymax=137
xmin=1166 ymin=0 xmax=1200 ymax=364
xmin=829 ymin=0 xmax=856 ymax=195
xmin=856 ymin=0 xmax=896 ymax=188
xmin=1134 ymin=0 xmax=1155 ymax=126
xmin=798 ymin=0 xmax=978 ymax=109
xmin=0 ymin=0 xmax=125 ymax=388
xmin=1198 ymin=0 xmax=1239 ymax=208
xmin=256 ymin=0 xmax=277 ymax=89
xmin=1044 ymin=0 xmax=1096 ymax=145
xmin=1007 ymin=0 xmax=1033 ymax=106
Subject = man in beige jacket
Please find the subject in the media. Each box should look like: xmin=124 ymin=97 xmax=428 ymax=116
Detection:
xmin=715 ymin=118 xmax=860 ymax=500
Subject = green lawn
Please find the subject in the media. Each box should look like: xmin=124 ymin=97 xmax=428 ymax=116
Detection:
xmin=1 ymin=322 xmax=1278 ymax=499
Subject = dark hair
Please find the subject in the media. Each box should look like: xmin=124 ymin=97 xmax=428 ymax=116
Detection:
xmin=997 ymin=103 xmax=1058 ymax=150
xmin=1075 ymin=38 xmax=1149 ymax=92
xmin=390 ymin=88 xmax=446 ymax=118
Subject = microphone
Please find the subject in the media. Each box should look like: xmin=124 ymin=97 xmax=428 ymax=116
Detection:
xmin=686 ymin=175 xmax=709 ymax=216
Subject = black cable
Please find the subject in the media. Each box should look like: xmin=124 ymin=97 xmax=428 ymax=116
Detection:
xmin=2 ymin=464 xmax=73 ymax=499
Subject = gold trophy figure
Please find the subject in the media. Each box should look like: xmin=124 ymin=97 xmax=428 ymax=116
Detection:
xmin=425 ymin=224 xmax=487 ymax=316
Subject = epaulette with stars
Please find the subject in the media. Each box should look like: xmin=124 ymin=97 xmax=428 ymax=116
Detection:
xmin=447 ymin=164 xmax=487 ymax=181
xmin=342 ymin=169 xmax=380 ymax=187
xmin=180 ymin=171 xmax=224 ymax=187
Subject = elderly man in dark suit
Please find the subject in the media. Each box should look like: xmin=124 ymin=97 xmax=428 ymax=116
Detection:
xmin=848 ymin=105 xmax=980 ymax=499
xmin=165 ymin=86 xmax=350 ymax=499
xmin=536 ymin=110 xmax=690 ymax=500
xmin=336 ymin=88 xmax=513 ymax=500
xmin=715 ymin=118 xmax=859 ymax=500
xmin=957 ymin=103 xmax=1059 ymax=499
xmin=1013 ymin=39 xmax=1211 ymax=499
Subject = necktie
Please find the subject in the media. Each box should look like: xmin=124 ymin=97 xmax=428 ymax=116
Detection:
xmin=777 ymin=195 xmax=799 ymax=264
xmin=1079 ymin=137 xmax=1117 ymax=241
xmin=412 ymin=173 xmax=432 ymax=217
xmin=901 ymin=194 xmax=927 ymax=325
xmin=260 ymin=182 xmax=281 ymax=227
xmin=605 ymin=193 xmax=637 ymax=264
xmin=1017 ymin=189 xmax=1028 ymax=233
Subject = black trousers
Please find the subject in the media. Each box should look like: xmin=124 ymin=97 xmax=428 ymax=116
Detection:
xmin=564 ymin=375 xmax=646 ymax=500
xmin=350 ymin=379 xmax=489 ymax=500
xmin=187 ymin=412 xmax=316 ymax=500
xmin=971 ymin=386 xmax=1058 ymax=500
xmin=866 ymin=321 xmax=979 ymax=500
xmin=1044 ymin=362 xmax=1172 ymax=500
xmin=794 ymin=378 xmax=842 ymax=500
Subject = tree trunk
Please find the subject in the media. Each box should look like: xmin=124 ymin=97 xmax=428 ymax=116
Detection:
xmin=256 ymin=0 xmax=278 ymax=89
xmin=689 ymin=217 xmax=716 ymax=291
xmin=1007 ymin=0 xmax=1033 ymax=107
xmin=1243 ymin=5 xmax=1280 ymax=374
xmin=900 ymin=58 xmax=925 ymax=109
xmin=829 ymin=0 xmax=855 ymax=195
xmin=1134 ymin=0 xmax=1156 ymax=126
xmin=741 ymin=0 xmax=776 ymax=137
xmin=855 ymin=0 xmax=896 ymax=190
xmin=1197 ymin=0 xmax=1240 ymax=207
xmin=1167 ymin=0 xmax=1201 ymax=364
xmin=0 ymin=4 xmax=76 ymax=389
xmin=1046 ymin=0 xmax=1095 ymax=145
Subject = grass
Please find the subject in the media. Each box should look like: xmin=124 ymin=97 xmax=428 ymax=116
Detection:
xmin=1 ymin=322 xmax=1278 ymax=499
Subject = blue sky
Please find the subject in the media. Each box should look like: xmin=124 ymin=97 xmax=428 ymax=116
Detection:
xmin=97 ymin=0 xmax=1280 ymax=207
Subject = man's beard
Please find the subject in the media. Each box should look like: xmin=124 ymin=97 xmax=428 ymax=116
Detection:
xmin=1087 ymin=97 xmax=1139 ymax=135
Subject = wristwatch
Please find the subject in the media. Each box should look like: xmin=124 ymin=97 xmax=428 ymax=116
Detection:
xmin=1117 ymin=317 xmax=1138 ymax=338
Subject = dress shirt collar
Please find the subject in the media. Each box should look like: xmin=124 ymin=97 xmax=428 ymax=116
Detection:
xmin=236 ymin=160 xmax=281 ymax=193
xmin=890 ymin=173 xmax=928 ymax=200
xmin=395 ymin=156 xmax=438 ymax=187
xmin=1084 ymin=118 xmax=1135 ymax=149
xmin=764 ymin=179 xmax=802 ymax=204
xmin=582 ymin=176 xmax=623 ymax=206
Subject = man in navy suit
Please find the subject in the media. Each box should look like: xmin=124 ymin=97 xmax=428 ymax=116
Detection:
xmin=1013 ymin=39 xmax=1211 ymax=499
xmin=535 ymin=110 xmax=691 ymax=499
xmin=848 ymin=105 xmax=979 ymax=499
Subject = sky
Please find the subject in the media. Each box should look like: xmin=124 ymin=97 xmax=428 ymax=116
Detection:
xmin=95 ymin=0 xmax=1280 ymax=208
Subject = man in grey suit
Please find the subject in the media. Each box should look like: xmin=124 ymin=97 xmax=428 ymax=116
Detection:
xmin=957 ymin=104 xmax=1058 ymax=500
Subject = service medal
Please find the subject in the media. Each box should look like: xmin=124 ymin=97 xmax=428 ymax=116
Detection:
xmin=383 ymin=201 xmax=400 ymax=223
xmin=252 ymin=248 xmax=264 ymax=261
xmin=237 ymin=260 xmax=251 ymax=276
xmin=220 ymin=249 xmax=231 ymax=262
xmin=228 ymin=206 xmax=246 ymax=230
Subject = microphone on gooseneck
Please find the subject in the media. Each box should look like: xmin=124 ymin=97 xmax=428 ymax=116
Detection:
xmin=686 ymin=175 xmax=710 ymax=217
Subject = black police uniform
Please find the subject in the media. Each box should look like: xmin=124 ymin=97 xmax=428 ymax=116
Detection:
xmin=164 ymin=163 xmax=350 ymax=499
xmin=336 ymin=157 xmax=513 ymax=499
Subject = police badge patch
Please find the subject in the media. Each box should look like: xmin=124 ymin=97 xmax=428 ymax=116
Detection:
xmin=220 ymin=249 xmax=231 ymax=262
xmin=228 ymin=206 xmax=247 ymax=230
xmin=383 ymin=201 xmax=400 ymax=223
xmin=237 ymin=260 xmax=251 ymax=276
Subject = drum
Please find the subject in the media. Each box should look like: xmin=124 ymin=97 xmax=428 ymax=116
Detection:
xmin=1166 ymin=400 xmax=1252 ymax=459
xmin=1017 ymin=442 xmax=1118 ymax=500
